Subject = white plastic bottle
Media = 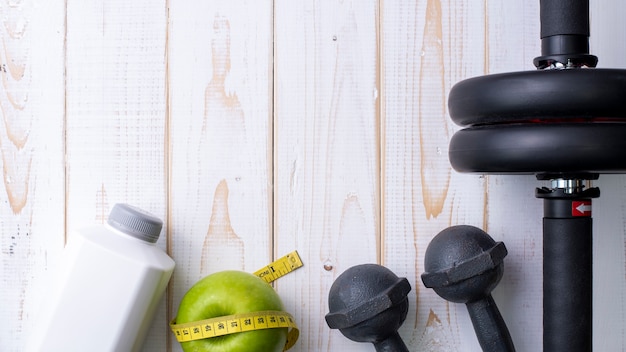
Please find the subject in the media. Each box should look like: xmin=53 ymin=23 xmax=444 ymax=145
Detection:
xmin=26 ymin=203 xmax=175 ymax=352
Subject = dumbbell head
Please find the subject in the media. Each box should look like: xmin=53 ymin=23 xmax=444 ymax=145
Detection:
xmin=421 ymin=226 xmax=516 ymax=351
xmin=325 ymin=264 xmax=411 ymax=348
xmin=421 ymin=225 xmax=507 ymax=303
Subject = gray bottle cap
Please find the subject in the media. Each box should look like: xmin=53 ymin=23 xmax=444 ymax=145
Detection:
xmin=107 ymin=203 xmax=163 ymax=243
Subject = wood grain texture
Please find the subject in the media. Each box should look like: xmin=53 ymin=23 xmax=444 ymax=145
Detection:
xmin=481 ymin=2 xmax=544 ymax=351
xmin=274 ymin=0 xmax=380 ymax=350
xmin=382 ymin=1 xmax=492 ymax=350
xmin=589 ymin=2 xmax=626 ymax=350
xmin=3 ymin=0 xmax=626 ymax=351
xmin=64 ymin=0 xmax=168 ymax=350
xmin=0 ymin=1 xmax=65 ymax=351
xmin=167 ymin=1 xmax=273 ymax=350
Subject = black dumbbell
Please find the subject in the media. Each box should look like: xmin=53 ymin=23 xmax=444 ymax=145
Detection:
xmin=422 ymin=225 xmax=515 ymax=352
xmin=326 ymin=264 xmax=411 ymax=352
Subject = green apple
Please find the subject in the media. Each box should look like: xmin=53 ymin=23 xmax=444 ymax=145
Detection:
xmin=175 ymin=270 xmax=288 ymax=352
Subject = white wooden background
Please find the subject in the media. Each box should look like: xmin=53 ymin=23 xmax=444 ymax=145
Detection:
xmin=2 ymin=0 xmax=625 ymax=351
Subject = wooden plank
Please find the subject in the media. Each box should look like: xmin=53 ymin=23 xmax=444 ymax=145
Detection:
xmin=274 ymin=0 xmax=380 ymax=350
xmin=381 ymin=0 xmax=545 ymax=350
xmin=381 ymin=0 xmax=490 ymax=350
xmin=0 ymin=1 xmax=66 ymax=350
xmin=166 ymin=0 xmax=273 ymax=350
xmin=593 ymin=175 xmax=626 ymax=351
xmin=589 ymin=1 xmax=626 ymax=350
xmin=64 ymin=1 xmax=168 ymax=350
xmin=484 ymin=176 xmax=543 ymax=351
xmin=481 ymin=2 xmax=543 ymax=351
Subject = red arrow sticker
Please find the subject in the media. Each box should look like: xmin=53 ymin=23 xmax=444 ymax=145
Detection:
xmin=572 ymin=201 xmax=592 ymax=217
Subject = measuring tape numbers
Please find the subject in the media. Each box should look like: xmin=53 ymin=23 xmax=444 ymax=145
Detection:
xmin=170 ymin=310 xmax=299 ymax=350
xmin=171 ymin=250 xmax=303 ymax=350
xmin=254 ymin=250 xmax=304 ymax=283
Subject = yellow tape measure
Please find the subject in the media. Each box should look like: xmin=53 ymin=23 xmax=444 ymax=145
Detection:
xmin=170 ymin=310 xmax=299 ymax=350
xmin=254 ymin=250 xmax=303 ymax=283
xmin=170 ymin=251 xmax=303 ymax=350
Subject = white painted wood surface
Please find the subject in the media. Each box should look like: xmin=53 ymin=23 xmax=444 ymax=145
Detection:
xmin=2 ymin=0 xmax=625 ymax=351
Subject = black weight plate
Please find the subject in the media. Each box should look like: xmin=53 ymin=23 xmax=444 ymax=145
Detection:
xmin=448 ymin=69 xmax=626 ymax=127
xmin=449 ymin=123 xmax=626 ymax=174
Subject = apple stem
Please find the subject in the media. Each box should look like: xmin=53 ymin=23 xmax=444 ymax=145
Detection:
xmin=373 ymin=332 xmax=409 ymax=352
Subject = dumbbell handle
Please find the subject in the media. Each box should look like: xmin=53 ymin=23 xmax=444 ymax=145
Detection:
xmin=540 ymin=0 xmax=589 ymax=39
xmin=466 ymin=295 xmax=516 ymax=352
xmin=535 ymin=0 xmax=596 ymax=68
xmin=372 ymin=332 xmax=409 ymax=352
xmin=543 ymin=216 xmax=592 ymax=351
